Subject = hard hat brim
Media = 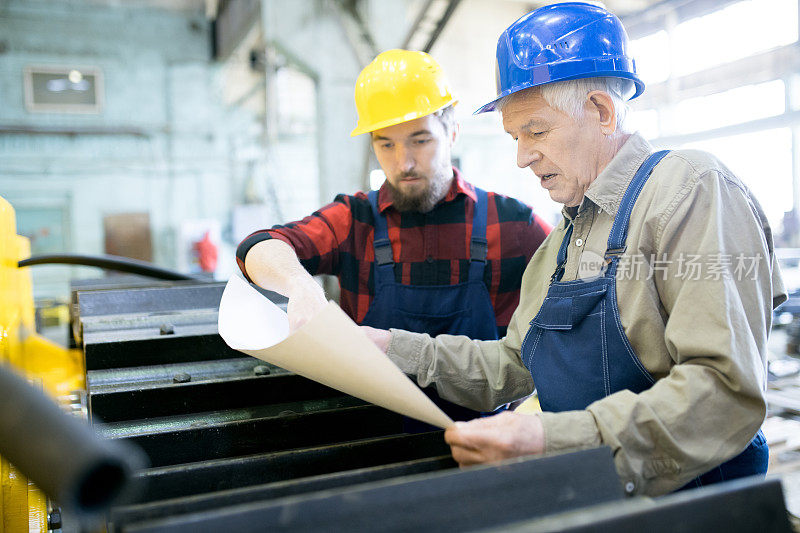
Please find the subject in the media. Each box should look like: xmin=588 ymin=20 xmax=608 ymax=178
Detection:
xmin=473 ymin=73 xmax=645 ymax=115
xmin=351 ymin=98 xmax=458 ymax=137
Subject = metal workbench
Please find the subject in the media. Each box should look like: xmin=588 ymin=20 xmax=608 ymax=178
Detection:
xmin=69 ymin=280 xmax=793 ymax=532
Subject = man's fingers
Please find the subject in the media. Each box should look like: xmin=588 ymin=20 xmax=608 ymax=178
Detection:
xmin=444 ymin=423 xmax=482 ymax=450
xmin=443 ymin=412 xmax=545 ymax=466
xmin=449 ymin=443 xmax=487 ymax=467
xmin=445 ymin=419 xmax=505 ymax=450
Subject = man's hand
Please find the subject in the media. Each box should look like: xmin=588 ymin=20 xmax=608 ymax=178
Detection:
xmin=361 ymin=325 xmax=391 ymax=353
xmin=244 ymin=239 xmax=327 ymax=331
xmin=444 ymin=411 xmax=545 ymax=467
xmin=286 ymin=278 xmax=327 ymax=332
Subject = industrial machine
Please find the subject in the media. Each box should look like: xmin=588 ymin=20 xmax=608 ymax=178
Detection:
xmin=0 ymin=197 xmax=141 ymax=532
xmin=1 ymin=194 xmax=795 ymax=532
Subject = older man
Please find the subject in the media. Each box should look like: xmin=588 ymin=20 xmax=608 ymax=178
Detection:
xmin=366 ymin=3 xmax=786 ymax=495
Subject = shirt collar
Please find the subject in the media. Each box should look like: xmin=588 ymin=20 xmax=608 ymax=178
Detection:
xmin=377 ymin=167 xmax=476 ymax=213
xmin=573 ymin=132 xmax=654 ymax=219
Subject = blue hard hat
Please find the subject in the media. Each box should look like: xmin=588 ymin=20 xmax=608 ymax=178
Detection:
xmin=475 ymin=2 xmax=645 ymax=114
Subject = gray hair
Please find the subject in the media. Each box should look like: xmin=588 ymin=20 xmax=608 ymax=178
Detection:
xmin=496 ymin=77 xmax=633 ymax=132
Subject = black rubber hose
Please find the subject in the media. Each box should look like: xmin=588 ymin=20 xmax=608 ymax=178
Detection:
xmin=18 ymin=254 xmax=203 ymax=281
xmin=0 ymin=365 xmax=147 ymax=514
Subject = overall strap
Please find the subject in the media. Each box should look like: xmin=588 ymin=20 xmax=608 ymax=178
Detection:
xmin=368 ymin=190 xmax=394 ymax=267
xmin=551 ymin=150 xmax=669 ymax=283
xmin=606 ymin=150 xmax=670 ymax=258
xmin=368 ymin=190 xmax=395 ymax=288
xmin=551 ymin=222 xmax=574 ymax=283
xmin=468 ymin=187 xmax=489 ymax=282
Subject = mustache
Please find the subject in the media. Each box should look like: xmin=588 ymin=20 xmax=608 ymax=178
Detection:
xmin=398 ymin=171 xmax=423 ymax=180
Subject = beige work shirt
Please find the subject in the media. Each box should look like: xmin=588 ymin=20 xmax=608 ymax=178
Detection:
xmin=386 ymin=133 xmax=786 ymax=496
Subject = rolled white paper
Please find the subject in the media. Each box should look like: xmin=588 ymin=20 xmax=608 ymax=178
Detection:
xmin=218 ymin=274 xmax=454 ymax=429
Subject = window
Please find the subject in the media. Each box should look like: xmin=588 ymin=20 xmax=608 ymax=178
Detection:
xmin=370 ymin=168 xmax=386 ymax=190
xmin=673 ymin=0 xmax=797 ymax=76
xmin=24 ymin=65 xmax=103 ymax=113
xmin=275 ymin=66 xmax=316 ymax=136
xmin=630 ymin=31 xmax=670 ymax=85
xmin=683 ymin=128 xmax=792 ymax=228
xmin=672 ymin=80 xmax=785 ymax=134
xmin=628 ymin=108 xmax=660 ymax=139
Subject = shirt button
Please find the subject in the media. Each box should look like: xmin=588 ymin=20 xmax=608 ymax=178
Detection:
xmin=624 ymin=481 xmax=635 ymax=494
xmin=426 ymin=255 xmax=435 ymax=264
xmin=575 ymin=238 xmax=584 ymax=247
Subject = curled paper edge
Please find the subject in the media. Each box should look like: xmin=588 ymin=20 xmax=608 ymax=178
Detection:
xmin=218 ymin=275 xmax=454 ymax=429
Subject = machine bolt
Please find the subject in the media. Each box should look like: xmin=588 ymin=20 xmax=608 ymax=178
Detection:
xmin=48 ymin=508 xmax=62 ymax=530
xmin=160 ymin=323 xmax=175 ymax=335
xmin=173 ymin=372 xmax=191 ymax=383
xmin=253 ymin=365 xmax=271 ymax=376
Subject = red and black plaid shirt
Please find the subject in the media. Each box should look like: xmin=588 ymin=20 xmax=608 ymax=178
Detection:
xmin=237 ymin=168 xmax=552 ymax=335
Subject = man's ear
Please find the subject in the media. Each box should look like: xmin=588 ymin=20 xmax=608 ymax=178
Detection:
xmin=587 ymin=91 xmax=617 ymax=135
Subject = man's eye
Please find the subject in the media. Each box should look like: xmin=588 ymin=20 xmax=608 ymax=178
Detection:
xmin=415 ymin=139 xmax=430 ymax=145
xmin=381 ymin=143 xmax=393 ymax=149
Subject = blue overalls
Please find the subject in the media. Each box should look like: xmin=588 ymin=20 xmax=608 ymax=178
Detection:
xmin=362 ymin=188 xmax=501 ymax=432
xmin=521 ymin=151 xmax=768 ymax=491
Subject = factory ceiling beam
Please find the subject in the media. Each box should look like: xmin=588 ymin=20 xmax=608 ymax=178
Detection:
xmin=401 ymin=0 xmax=434 ymax=50
xmin=332 ymin=0 xmax=379 ymax=68
xmin=401 ymin=0 xmax=463 ymax=53
xmin=651 ymin=109 xmax=800 ymax=149
xmin=635 ymin=42 xmax=800 ymax=108
xmin=213 ymin=0 xmax=260 ymax=60
xmin=421 ymin=0 xmax=461 ymax=53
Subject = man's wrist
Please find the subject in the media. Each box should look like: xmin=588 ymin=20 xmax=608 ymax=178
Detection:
xmin=287 ymin=275 xmax=325 ymax=301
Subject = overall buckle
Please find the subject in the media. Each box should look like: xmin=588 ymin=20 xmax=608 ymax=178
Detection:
xmin=604 ymin=246 xmax=627 ymax=265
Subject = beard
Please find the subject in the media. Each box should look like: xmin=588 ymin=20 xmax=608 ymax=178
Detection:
xmin=385 ymin=170 xmax=452 ymax=213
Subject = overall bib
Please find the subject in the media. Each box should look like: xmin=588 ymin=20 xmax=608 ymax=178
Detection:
xmin=521 ymin=151 xmax=768 ymax=491
xmin=362 ymin=188 xmax=501 ymax=432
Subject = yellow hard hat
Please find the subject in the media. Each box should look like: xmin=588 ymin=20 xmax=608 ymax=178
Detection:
xmin=350 ymin=49 xmax=457 ymax=136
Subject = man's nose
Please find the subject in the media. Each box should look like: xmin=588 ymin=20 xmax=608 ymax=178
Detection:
xmin=397 ymin=144 xmax=415 ymax=172
xmin=516 ymin=142 xmax=542 ymax=169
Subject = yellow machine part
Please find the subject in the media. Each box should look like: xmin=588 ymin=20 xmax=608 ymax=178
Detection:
xmin=515 ymin=396 xmax=541 ymax=414
xmin=0 ymin=196 xmax=86 ymax=533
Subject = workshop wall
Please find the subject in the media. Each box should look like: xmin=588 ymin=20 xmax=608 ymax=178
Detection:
xmin=0 ymin=0 xmax=417 ymax=299
xmin=0 ymin=0 xmax=259 ymax=297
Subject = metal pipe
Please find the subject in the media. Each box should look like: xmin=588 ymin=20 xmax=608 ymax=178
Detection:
xmin=0 ymin=365 xmax=145 ymax=514
xmin=18 ymin=254 xmax=203 ymax=281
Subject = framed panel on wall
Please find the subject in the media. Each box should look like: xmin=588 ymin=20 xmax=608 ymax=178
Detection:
xmin=23 ymin=65 xmax=104 ymax=113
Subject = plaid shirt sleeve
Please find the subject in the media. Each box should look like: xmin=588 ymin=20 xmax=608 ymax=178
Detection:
xmin=486 ymin=192 xmax=552 ymax=330
xmin=235 ymin=185 xmax=552 ymax=332
xmin=235 ymin=194 xmax=355 ymax=282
